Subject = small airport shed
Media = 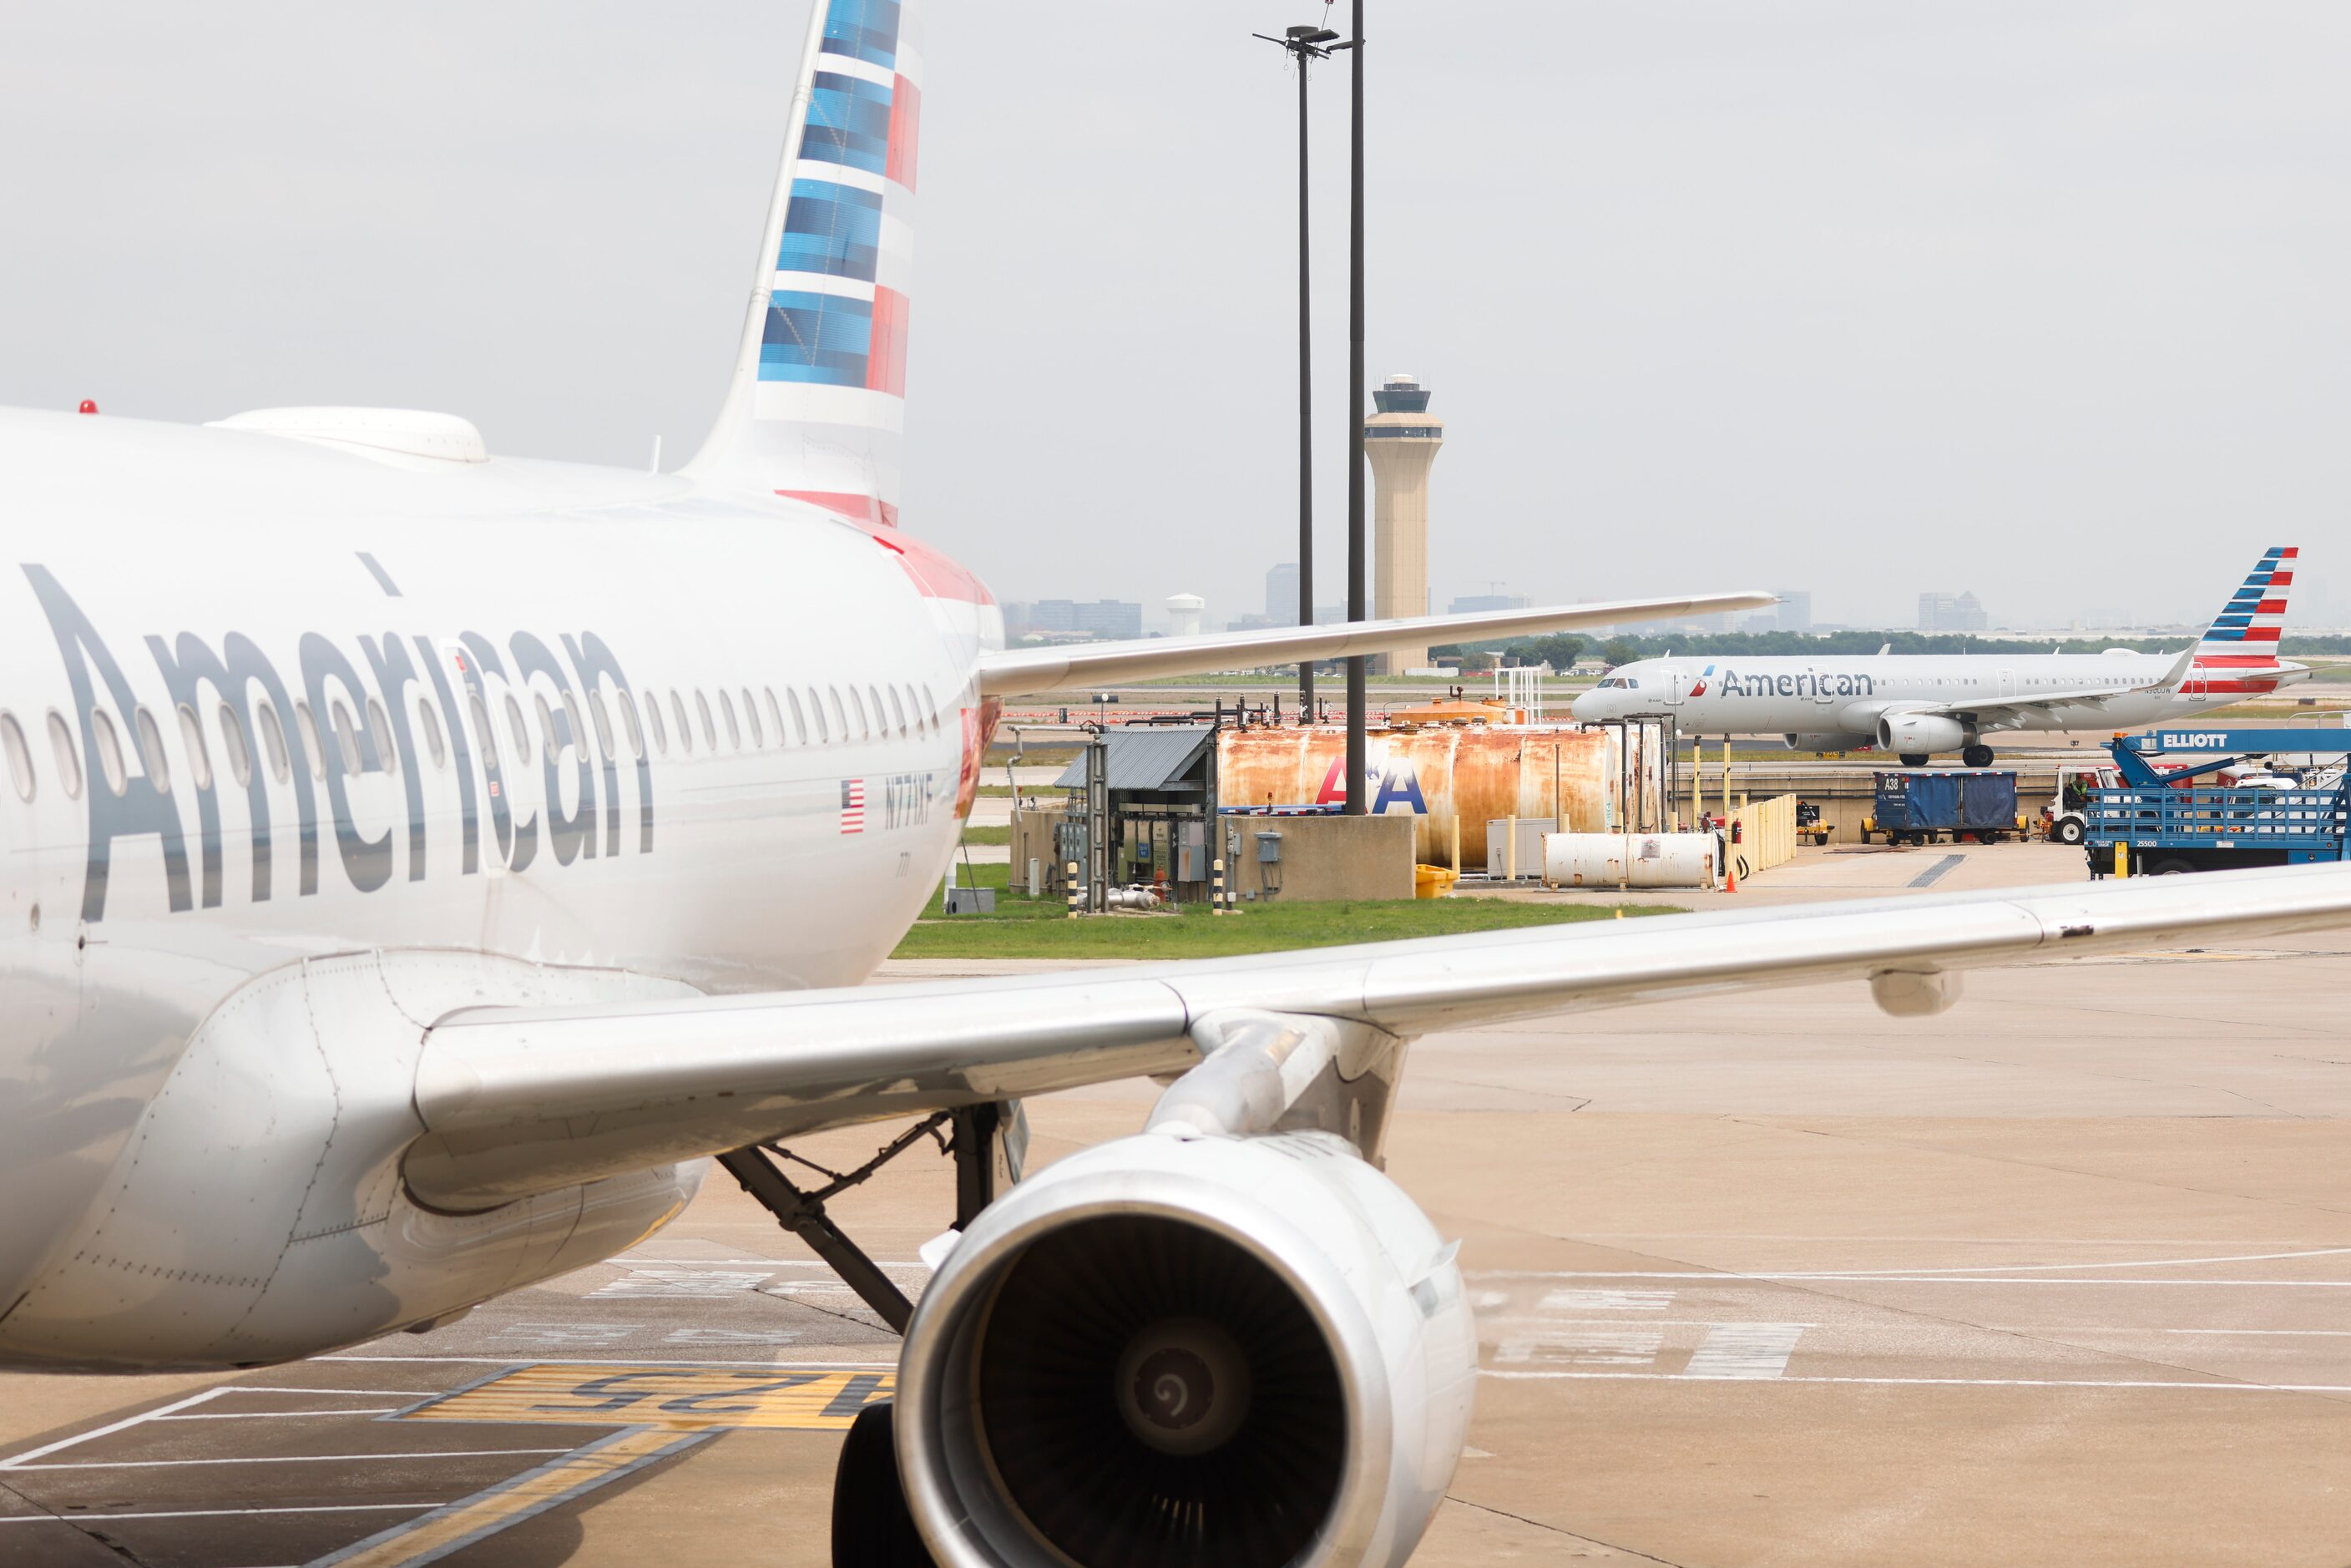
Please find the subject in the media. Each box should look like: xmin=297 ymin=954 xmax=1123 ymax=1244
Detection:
xmin=1030 ymin=726 xmax=1218 ymax=901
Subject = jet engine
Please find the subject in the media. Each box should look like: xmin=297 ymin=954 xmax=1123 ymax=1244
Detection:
xmin=1783 ymin=731 xmax=1875 ymax=753
xmin=1876 ymin=711 xmax=1969 ymax=756
xmin=893 ymin=1128 xmax=1477 ymax=1568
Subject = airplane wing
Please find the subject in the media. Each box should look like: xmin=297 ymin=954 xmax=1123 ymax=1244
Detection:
xmin=406 ymin=862 xmax=2351 ymax=1209
xmin=975 ymin=591 xmax=1776 ymax=697
xmin=1854 ymin=645 xmax=2199 ymax=732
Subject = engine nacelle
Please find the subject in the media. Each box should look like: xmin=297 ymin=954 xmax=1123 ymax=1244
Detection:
xmin=1876 ymin=711 xmax=1969 ymax=756
xmin=895 ymin=1129 xmax=1477 ymax=1568
xmin=1783 ymin=731 xmax=1875 ymax=753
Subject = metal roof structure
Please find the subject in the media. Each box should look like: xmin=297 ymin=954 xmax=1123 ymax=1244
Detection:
xmin=1052 ymin=726 xmax=1213 ymax=792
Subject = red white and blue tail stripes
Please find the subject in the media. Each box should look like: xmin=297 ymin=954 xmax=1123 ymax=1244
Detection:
xmin=2188 ymin=546 xmax=2296 ymax=693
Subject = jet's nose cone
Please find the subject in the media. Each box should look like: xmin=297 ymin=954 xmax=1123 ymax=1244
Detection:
xmin=1570 ymin=690 xmax=1601 ymax=719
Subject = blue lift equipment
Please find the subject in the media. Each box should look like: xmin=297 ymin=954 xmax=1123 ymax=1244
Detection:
xmin=2086 ymin=727 xmax=2351 ymax=876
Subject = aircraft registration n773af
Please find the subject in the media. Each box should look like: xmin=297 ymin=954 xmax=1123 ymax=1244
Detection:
xmin=6 ymin=4 xmax=2351 ymax=1565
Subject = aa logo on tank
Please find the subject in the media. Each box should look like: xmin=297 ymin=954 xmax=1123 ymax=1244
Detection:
xmin=1315 ymin=754 xmax=1428 ymax=814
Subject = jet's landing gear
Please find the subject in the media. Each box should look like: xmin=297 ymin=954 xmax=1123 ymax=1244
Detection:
xmin=1961 ymin=744 xmax=1996 ymax=769
xmin=1899 ymin=752 xmax=1931 ymax=767
xmin=720 ymin=1105 xmax=1029 ymax=1568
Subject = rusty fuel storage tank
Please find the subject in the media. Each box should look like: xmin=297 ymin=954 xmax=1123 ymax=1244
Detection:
xmin=1216 ymin=724 xmax=1662 ymax=864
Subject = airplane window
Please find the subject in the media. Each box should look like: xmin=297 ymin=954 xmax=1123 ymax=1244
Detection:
xmin=695 ymin=690 xmax=717 ymax=751
xmin=720 ymin=689 xmax=742 ymax=749
xmin=505 ymin=695 xmax=533 ymax=766
xmin=562 ymin=690 xmax=594 ymax=760
xmin=921 ymin=684 xmax=938 ymax=732
xmin=0 ymin=713 xmax=31 ymax=802
xmin=468 ymin=694 xmax=499 ymax=766
xmin=256 ymin=701 xmax=291 ymax=784
xmin=848 ymin=685 xmax=870 ymax=740
xmin=175 ymin=705 xmax=212 ymax=793
xmin=867 ymin=686 xmax=887 ymax=739
xmin=644 ymin=690 xmax=668 ymax=756
xmin=614 ymin=689 xmax=643 ymax=759
xmin=746 ymin=688 xmax=767 ymax=746
xmin=536 ymin=693 xmax=560 ymax=756
xmin=367 ymin=699 xmax=397 ymax=776
xmin=329 ymin=700 xmax=361 ymax=776
xmin=135 ymin=706 xmax=172 ymax=794
xmin=671 ymin=690 xmax=694 ymax=754
xmin=762 ymin=687 xmax=783 ymax=745
xmin=46 ymin=711 xmax=82 ymax=800
xmin=218 ymin=703 xmax=253 ymax=788
xmin=416 ymin=695 xmax=447 ymax=770
xmin=91 ymin=708 xmax=129 ymax=796
xmin=587 ymin=689 xmax=616 ymax=759
xmin=888 ymin=686 xmax=907 ymax=735
xmin=787 ymin=688 xmax=810 ymax=745
xmin=292 ymin=701 xmax=329 ymax=780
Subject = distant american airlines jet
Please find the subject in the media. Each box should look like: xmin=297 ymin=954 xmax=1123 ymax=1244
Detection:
xmin=4 ymin=4 xmax=2348 ymax=1564
xmin=1574 ymin=549 xmax=2309 ymax=766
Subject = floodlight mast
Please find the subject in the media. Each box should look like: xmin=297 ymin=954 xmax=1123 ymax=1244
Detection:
xmin=1254 ymin=23 xmax=1341 ymax=723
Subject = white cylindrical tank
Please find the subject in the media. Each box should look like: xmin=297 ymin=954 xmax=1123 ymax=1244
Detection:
xmin=1165 ymin=593 xmax=1205 ymax=638
xmin=1544 ymin=832 xmax=1717 ymax=888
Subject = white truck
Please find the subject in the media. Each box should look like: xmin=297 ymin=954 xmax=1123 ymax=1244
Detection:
xmin=2043 ymin=762 xmax=2121 ymax=845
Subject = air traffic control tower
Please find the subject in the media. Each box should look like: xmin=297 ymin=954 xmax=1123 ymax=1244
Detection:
xmin=1366 ymin=372 xmax=1444 ymax=673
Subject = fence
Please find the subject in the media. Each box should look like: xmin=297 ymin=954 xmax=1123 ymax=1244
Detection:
xmin=1726 ymin=794 xmax=1798 ymax=876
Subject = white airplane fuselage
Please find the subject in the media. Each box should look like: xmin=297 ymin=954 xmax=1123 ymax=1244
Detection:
xmin=1572 ymin=651 xmax=2300 ymax=746
xmin=0 ymin=407 xmax=992 ymax=1361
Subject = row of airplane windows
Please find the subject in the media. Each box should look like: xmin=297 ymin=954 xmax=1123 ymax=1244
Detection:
xmin=0 ymin=677 xmax=945 ymax=806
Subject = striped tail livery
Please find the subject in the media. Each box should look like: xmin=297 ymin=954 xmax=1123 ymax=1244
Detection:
xmin=2190 ymin=546 xmax=2299 ymax=695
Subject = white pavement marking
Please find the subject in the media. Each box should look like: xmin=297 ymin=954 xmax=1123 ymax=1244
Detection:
xmin=153 ymin=1410 xmax=403 ymax=1420
xmin=1459 ymin=1271 xmax=2351 ymax=1287
xmin=1537 ymin=1288 xmax=1677 ymax=1312
xmin=0 ymin=1387 xmax=225 ymax=1469
xmin=1681 ymin=1323 xmax=1808 ymax=1378
xmin=1494 ymin=1329 xmax=1665 ymax=1367
xmin=319 ymin=1356 xmax=897 ymax=1368
xmin=585 ymin=1267 xmax=775 ymax=1297
xmin=8 ymin=1450 xmax=572 ymax=1471
xmin=1772 ymin=1245 xmax=2351 ymax=1277
xmin=0 ymin=1504 xmax=437 ymax=1524
xmin=1481 ymin=1371 xmax=2351 ymax=1393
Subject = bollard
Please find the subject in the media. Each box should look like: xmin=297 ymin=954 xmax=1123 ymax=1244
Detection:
xmin=2114 ymin=841 xmax=2130 ymax=880
xmin=1065 ymin=859 xmax=1081 ymax=918
xmin=1211 ymin=857 xmax=1226 ymax=916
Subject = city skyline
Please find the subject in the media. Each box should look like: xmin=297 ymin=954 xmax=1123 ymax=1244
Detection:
xmin=9 ymin=8 xmax=2351 ymax=633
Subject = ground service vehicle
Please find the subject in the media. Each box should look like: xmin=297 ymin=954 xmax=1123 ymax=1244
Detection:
xmin=2086 ymin=730 xmax=2351 ymax=875
xmin=1862 ymin=770 xmax=2023 ymax=845
xmin=2045 ymin=762 xmax=2122 ymax=844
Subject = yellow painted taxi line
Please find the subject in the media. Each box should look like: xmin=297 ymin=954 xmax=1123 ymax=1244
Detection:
xmin=396 ymin=1363 xmax=896 ymax=1432
xmin=312 ymin=1427 xmax=705 ymax=1568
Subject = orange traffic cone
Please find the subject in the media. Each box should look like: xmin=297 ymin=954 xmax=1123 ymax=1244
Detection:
xmin=1725 ymin=854 xmax=1738 ymax=893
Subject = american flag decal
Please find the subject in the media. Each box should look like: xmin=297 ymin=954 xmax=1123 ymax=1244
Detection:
xmin=839 ymin=778 xmax=866 ymax=834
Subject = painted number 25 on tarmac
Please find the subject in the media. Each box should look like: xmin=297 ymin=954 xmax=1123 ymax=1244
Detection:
xmin=400 ymin=1363 xmax=896 ymax=1431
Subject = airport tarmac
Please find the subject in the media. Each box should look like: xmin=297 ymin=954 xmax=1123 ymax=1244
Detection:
xmin=7 ymin=842 xmax=2351 ymax=1565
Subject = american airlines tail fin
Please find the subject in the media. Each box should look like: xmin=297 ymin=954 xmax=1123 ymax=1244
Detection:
xmin=687 ymin=0 xmax=919 ymax=526
xmin=2193 ymin=547 xmax=2297 ymax=668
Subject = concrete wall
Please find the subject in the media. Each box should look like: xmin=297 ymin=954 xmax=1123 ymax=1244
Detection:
xmin=1222 ymin=813 xmax=1418 ymax=903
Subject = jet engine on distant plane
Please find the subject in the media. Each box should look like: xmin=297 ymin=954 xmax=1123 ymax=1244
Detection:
xmin=1783 ymin=731 xmax=1877 ymax=753
xmin=1876 ymin=711 xmax=1970 ymax=758
xmin=888 ymin=1013 xmax=1477 ymax=1568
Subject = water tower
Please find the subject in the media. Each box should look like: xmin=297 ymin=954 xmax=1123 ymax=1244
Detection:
xmin=1165 ymin=593 xmax=1205 ymax=639
xmin=1365 ymin=373 xmax=1443 ymax=672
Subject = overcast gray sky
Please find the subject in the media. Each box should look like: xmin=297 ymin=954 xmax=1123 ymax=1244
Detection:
xmin=6 ymin=3 xmax=2348 ymax=631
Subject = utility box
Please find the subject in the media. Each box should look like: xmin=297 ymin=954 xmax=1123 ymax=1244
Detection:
xmin=943 ymin=888 xmax=997 ymax=914
xmin=1217 ymin=813 xmax=1414 ymax=902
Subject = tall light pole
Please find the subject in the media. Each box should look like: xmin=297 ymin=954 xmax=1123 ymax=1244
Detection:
xmin=1255 ymin=23 xmax=1339 ymax=722
xmin=1342 ymin=0 xmax=1368 ymax=814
